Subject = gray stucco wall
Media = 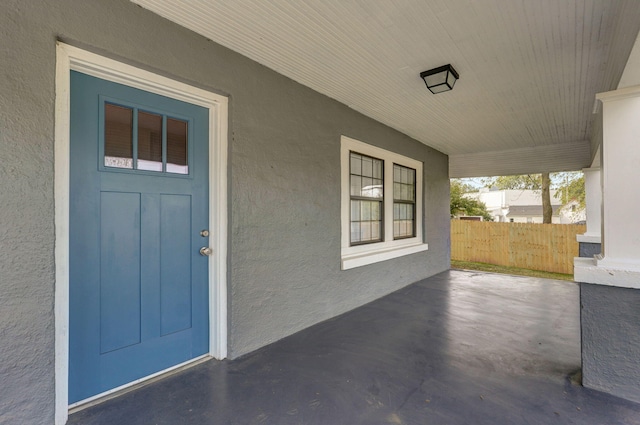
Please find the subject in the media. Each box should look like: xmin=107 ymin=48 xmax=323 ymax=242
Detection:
xmin=0 ymin=1 xmax=449 ymax=423
xmin=581 ymin=283 xmax=640 ymax=403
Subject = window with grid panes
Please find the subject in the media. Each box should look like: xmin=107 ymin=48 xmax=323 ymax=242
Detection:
xmin=340 ymin=136 xmax=428 ymax=270
xmin=393 ymin=164 xmax=416 ymax=239
xmin=349 ymin=152 xmax=384 ymax=244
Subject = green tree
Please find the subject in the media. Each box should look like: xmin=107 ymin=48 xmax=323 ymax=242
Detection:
xmin=481 ymin=174 xmax=542 ymax=190
xmin=553 ymin=172 xmax=585 ymax=208
xmin=450 ymin=179 xmax=493 ymax=221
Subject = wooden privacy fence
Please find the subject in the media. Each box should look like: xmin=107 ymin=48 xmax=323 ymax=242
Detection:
xmin=451 ymin=220 xmax=586 ymax=275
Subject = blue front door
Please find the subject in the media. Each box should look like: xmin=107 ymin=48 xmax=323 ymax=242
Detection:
xmin=69 ymin=71 xmax=210 ymax=403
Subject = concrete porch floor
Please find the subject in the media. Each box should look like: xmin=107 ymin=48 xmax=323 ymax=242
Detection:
xmin=68 ymin=270 xmax=640 ymax=424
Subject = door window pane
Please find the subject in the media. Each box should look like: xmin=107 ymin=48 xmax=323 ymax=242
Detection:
xmin=103 ymin=102 xmax=191 ymax=175
xmin=167 ymin=118 xmax=188 ymax=174
xmin=104 ymin=104 xmax=133 ymax=169
xmin=137 ymin=111 xmax=163 ymax=172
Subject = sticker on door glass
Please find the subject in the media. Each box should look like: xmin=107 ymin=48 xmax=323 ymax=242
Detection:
xmin=104 ymin=104 xmax=133 ymax=169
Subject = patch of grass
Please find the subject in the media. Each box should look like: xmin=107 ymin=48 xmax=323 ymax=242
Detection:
xmin=451 ymin=260 xmax=574 ymax=281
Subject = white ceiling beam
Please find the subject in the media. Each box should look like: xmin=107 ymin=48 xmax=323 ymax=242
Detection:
xmin=449 ymin=141 xmax=591 ymax=178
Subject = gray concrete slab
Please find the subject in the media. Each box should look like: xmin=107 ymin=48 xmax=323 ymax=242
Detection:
xmin=68 ymin=270 xmax=640 ymax=424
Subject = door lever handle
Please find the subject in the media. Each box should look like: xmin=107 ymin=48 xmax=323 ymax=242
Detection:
xmin=200 ymin=247 xmax=213 ymax=256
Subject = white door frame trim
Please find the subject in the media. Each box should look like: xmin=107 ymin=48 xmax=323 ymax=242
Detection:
xmin=54 ymin=42 xmax=228 ymax=425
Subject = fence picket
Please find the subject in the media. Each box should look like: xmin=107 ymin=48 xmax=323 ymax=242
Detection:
xmin=450 ymin=220 xmax=585 ymax=275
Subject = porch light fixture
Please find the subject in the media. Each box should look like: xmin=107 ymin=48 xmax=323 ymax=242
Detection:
xmin=420 ymin=64 xmax=459 ymax=94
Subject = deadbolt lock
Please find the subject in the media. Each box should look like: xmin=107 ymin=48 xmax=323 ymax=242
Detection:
xmin=200 ymin=229 xmax=210 ymax=237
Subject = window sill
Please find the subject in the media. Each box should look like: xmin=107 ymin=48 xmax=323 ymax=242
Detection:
xmin=341 ymin=243 xmax=429 ymax=270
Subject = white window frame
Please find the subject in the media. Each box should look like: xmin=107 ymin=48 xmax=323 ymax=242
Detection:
xmin=341 ymin=136 xmax=428 ymax=270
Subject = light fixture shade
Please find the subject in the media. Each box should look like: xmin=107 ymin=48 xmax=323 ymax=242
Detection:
xmin=420 ymin=64 xmax=459 ymax=94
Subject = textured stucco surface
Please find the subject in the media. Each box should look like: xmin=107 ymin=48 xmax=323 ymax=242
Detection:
xmin=581 ymin=282 xmax=640 ymax=403
xmin=579 ymin=242 xmax=601 ymax=258
xmin=0 ymin=0 xmax=449 ymax=423
xmin=0 ymin=2 xmax=57 ymax=425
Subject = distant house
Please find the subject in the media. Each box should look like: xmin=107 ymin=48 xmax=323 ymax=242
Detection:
xmin=464 ymin=189 xmax=585 ymax=224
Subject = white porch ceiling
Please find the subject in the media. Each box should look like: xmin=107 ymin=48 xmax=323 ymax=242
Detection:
xmin=131 ymin=0 xmax=640 ymax=177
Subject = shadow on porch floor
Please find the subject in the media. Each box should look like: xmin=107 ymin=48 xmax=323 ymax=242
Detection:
xmin=68 ymin=270 xmax=640 ymax=424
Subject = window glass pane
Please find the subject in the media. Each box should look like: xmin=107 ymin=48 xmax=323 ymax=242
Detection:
xmin=372 ymin=161 xmax=381 ymax=178
xmin=351 ymin=175 xmax=362 ymax=197
xmin=361 ymin=177 xmax=373 ymax=196
xmin=362 ymin=156 xmax=373 ymax=177
xmin=361 ymin=222 xmax=371 ymax=241
xmin=393 ymin=203 xmax=415 ymax=239
xmin=362 ymin=202 xmax=371 ymax=220
xmin=371 ymin=202 xmax=379 ymax=220
xmin=167 ymin=118 xmax=188 ymax=174
xmin=351 ymin=200 xmax=360 ymax=221
xmin=371 ymin=223 xmax=380 ymax=240
xmin=104 ymin=104 xmax=133 ymax=169
xmin=350 ymin=152 xmax=383 ymax=199
xmin=368 ymin=182 xmax=382 ymax=198
xmin=393 ymin=164 xmax=416 ymax=202
xmin=137 ymin=111 xmax=163 ymax=171
xmin=350 ymin=153 xmax=361 ymax=175
xmin=393 ymin=164 xmax=416 ymax=239
xmin=350 ymin=199 xmax=383 ymax=244
xmin=351 ymin=222 xmax=361 ymax=243
xmin=349 ymin=151 xmax=384 ymax=245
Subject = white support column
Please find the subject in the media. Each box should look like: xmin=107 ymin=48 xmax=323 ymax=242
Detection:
xmin=575 ymin=85 xmax=640 ymax=288
xmin=576 ymin=167 xmax=601 ymax=244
